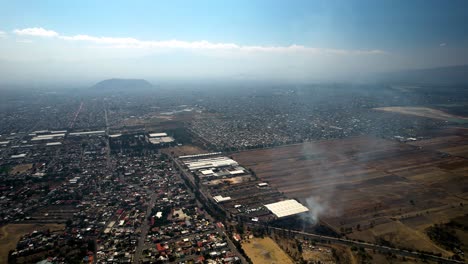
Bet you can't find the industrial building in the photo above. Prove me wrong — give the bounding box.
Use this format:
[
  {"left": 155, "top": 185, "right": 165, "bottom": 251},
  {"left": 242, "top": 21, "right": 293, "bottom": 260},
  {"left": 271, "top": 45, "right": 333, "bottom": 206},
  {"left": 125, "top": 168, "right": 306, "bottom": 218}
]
[
  {"left": 264, "top": 199, "right": 309, "bottom": 218},
  {"left": 178, "top": 153, "right": 310, "bottom": 222},
  {"left": 69, "top": 130, "right": 106, "bottom": 136},
  {"left": 182, "top": 156, "right": 238, "bottom": 171},
  {"left": 147, "top": 132, "right": 175, "bottom": 145}
]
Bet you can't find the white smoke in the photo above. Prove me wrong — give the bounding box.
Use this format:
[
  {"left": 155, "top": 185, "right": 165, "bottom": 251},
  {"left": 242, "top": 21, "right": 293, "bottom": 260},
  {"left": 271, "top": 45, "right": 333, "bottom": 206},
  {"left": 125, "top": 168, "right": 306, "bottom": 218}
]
[
  {"left": 304, "top": 196, "right": 326, "bottom": 224},
  {"left": 300, "top": 140, "right": 347, "bottom": 226}
]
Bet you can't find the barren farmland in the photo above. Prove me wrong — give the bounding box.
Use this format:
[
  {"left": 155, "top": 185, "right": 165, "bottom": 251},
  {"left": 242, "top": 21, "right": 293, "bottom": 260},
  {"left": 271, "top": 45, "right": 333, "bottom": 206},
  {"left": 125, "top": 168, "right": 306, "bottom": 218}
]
[
  {"left": 374, "top": 106, "right": 468, "bottom": 122},
  {"left": 233, "top": 134, "right": 468, "bottom": 255}
]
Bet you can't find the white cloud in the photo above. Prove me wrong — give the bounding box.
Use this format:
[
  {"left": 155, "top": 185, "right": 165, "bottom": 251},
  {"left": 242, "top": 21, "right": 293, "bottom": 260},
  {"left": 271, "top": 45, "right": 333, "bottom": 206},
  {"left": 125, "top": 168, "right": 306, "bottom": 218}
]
[
  {"left": 439, "top": 43, "right": 447, "bottom": 47},
  {"left": 0, "top": 31, "right": 6, "bottom": 38},
  {"left": 60, "top": 34, "right": 384, "bottom": 55},
  {"left": 13, "top": 27, "right": 58, "bottom": 37},
  {"left": 16, "top": 39, "right": 33, "bottom": 43},
  {"left": 12, "top": 27, "right": 385, "bottom": 55}
]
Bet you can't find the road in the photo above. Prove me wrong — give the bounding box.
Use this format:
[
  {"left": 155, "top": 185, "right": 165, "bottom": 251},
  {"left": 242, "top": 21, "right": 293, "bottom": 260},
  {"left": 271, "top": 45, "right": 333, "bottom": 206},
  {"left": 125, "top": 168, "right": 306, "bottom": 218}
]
[
  {"left": 69, "top": 101, "right": 84, "bottom": 129},
  {"left": 247, "top": 223, "right": 463, "bottom": 264},
  {"left": 133, "top": 192, "right": 157, "bottom": 263},
  {"left": 104, "top": 107, "right": 111, "bottom": 169}
]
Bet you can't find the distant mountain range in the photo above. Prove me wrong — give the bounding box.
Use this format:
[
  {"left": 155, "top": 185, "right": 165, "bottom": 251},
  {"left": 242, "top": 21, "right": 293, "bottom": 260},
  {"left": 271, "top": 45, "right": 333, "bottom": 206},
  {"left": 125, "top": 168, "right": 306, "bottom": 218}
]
[
  {"left": 379, "top": 65, "right": 468, "bottom": 85},
  {"left": 91, "top": 78, "right": 154, "bottom": 91},
  {"left": 89, "top": 65, "right": 468, "bottom": 90}
]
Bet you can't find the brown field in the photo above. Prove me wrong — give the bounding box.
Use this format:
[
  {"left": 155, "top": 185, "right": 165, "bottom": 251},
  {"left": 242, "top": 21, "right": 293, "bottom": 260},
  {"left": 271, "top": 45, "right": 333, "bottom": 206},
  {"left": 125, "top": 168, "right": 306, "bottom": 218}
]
[
  {"left": 233, "top": 134, "right": 468, "bottom": 255},
  {"left": 10, "top": 163, "right": 33, "bottom": 174},
  {"left": 374, "top": 106, "right": 468, "bottom": 121},
  {"left": 164, "top": 144, "right": 208, "bottom": 157},
  {"left": 302, "top": 245, "right": 336, "bottom": 264},
  {"left": 114, "top": 110, "right": 196, "bottom": 130},
  {"left": 27, "top": 205, "right": 79, "bottom": 223},
  {"left": 0, "top": 223, "right": 64, "bottom": 263},
  {"left": 242, "top": 237, "right": 294, "bottom": 264},
  {"left": 204, "top": 175, "right": 254, "bottom": 186}
]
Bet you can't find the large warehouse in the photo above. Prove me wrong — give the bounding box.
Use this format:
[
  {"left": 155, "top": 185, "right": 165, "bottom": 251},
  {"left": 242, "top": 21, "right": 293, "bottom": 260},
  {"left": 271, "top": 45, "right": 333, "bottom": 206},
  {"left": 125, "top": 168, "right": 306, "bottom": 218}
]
[
  {"left": 147, "top": 132, "right": 175, "bottom": 145},
  {"left": 182, "top": 156, "right": 238, "bottom": 171},
  {"left": 264, "top": 199, "right": 309, "bottom": 218}
]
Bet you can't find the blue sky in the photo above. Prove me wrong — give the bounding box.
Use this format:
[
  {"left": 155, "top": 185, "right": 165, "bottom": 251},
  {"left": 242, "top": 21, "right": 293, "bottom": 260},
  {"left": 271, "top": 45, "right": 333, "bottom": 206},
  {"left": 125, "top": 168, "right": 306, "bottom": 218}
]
[{"left": 0, "top": 0, "right": 467, "bottom": 84}]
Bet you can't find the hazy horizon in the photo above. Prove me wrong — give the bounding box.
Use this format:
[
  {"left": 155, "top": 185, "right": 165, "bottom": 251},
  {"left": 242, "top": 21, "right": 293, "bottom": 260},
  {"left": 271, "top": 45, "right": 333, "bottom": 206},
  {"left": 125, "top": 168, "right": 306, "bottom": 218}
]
[{"left": 1, "top": 0, "right": 468, "bottom": 86}]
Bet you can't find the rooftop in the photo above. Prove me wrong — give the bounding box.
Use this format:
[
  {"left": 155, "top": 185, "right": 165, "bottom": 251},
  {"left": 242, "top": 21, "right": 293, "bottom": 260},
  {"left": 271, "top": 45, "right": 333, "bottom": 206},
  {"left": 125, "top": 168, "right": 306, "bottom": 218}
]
[
  {"left": 149, "top": 132, "right": 167, "bottom": 137},
  {"left": 264, "top": 199, "right": 309, "bottom": 218}
]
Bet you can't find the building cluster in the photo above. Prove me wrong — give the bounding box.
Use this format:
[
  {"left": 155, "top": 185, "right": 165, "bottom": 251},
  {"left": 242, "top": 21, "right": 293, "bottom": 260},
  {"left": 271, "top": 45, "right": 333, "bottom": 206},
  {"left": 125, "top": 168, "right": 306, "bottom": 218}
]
[
  {"left": 190, "top": 86, "right": 447, "bottom": 151},
  {"left": 1, "top": 124, "right": 244, "bottom": 263},
  {"left": 177, "top": 153, "right": 309, "bottom": 222}
]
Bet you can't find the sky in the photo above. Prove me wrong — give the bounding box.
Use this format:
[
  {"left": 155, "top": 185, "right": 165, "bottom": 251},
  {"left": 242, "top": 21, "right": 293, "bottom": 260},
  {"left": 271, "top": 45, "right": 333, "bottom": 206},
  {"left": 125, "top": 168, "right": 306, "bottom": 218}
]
[{"left": 0, "top": 0, "right": 467, "bottom": 85}]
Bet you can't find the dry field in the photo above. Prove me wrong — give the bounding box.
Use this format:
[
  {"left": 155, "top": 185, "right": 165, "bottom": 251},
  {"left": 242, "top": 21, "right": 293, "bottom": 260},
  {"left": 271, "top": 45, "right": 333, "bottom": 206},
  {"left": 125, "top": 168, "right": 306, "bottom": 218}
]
[
  {"left": 233, "top": 134, "right": 468, "bottom": 255},
  {"left": 27, "top": 205, "right": 79, "bottom": 223},
  {"left": 114, "top": 110, "right": 196, "bottom": 130},
  {"left": 241, "top": 237, "right": 293, "bottom": 264},
  {"left": 164, "top": 144, "right": 208, "bottom": 157},
  {"left": 10, "top": 163, "right": 33, "bottom": 174},
  {"left": 302, "top": 245, "right": 336, "bottom": 264},
  {"left": 0, "top": 223, "right": 64, "bottom": 263},
  {"left": 374, "top": 106, "right": 468, "bottom": 122}
]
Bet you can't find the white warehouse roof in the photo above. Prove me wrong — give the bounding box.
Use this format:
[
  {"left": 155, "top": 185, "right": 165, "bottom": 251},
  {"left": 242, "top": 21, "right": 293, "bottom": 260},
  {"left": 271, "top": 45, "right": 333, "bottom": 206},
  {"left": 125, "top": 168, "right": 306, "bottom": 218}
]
[
  {"left": 183, "top": 156, "right": 238, "bottom": 171},
  {"left": 69, "top": 130, "right": 105, "bottom": 136},
  {"left": 10, "top": 153, "right": 27, "bottom": 159},
  {"left": 229, "top": 170, "right": 244, "bottom": 175},
  {"left": 149, "top": 136, "right": 174, "bottom": 144},
  {"left": 213, "top": 195, "right": 232, "bottom": 203},
  {"left": 264, "top": 199, "right": 309, "bottom": 218},
  {"left": 149, "top": 132, "right": 167, "bottom": 137},
  {"left": 46, "top": 142, "right": 62, "bottom": 146},
  {"left": 201, "top": 169, "right": 214, "bottom": 175}
]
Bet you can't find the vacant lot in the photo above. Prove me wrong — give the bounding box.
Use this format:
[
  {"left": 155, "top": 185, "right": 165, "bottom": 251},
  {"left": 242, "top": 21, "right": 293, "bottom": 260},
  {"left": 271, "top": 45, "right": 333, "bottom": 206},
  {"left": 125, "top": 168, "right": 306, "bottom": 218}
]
[
  {"left": 242, "top": 237, "right": 293, "bottom": 264},
  {"left": 302, "top": 245, "right": 336, "bottom": 264},
  {"left": 10, "top": 163, "right": 33, "bottom": 174},
  {"left": 233, "top": 134, "right": 468, "bottom": 255},
  {"left": 0, "top": 223, "right": 64, "bottom": 263},
  {"left": 165, "top": 144, "right": 208, "bottom": 157},
  {"left": 374, "top": 106, "right": 468, "bottom": 122}
]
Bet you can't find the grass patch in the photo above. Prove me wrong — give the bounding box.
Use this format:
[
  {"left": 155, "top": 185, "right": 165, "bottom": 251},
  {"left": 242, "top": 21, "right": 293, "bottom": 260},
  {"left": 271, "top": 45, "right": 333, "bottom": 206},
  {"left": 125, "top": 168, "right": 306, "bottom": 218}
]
[{"left": 241, "top": 237, "right": 293, "bottom": 264}]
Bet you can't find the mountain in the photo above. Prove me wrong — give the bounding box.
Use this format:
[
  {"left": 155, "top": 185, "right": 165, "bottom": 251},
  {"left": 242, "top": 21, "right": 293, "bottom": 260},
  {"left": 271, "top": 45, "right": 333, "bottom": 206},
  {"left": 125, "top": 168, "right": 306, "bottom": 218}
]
[
  {"left": 91, "top": 78, "right": 154, "bottom": 91},
  {"left": 379, "top": 65, "right": 468, "bottom": 85}
]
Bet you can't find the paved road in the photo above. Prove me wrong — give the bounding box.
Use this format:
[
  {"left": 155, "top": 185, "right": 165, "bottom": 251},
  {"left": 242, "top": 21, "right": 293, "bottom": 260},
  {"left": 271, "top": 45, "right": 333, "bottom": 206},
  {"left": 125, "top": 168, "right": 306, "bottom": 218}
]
[
  {"left": 133, "top": 192, "right": 158, "bottom": 263},
  {"left": 247, "top": 223, "right": 463, "bottom": 264}
]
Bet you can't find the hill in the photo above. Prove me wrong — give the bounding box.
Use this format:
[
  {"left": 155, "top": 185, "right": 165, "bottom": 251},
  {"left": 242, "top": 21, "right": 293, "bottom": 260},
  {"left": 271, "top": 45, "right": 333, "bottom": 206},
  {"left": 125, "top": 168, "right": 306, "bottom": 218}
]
[{"left": 91, "top": 78, "right": 154, "bottom": 91}]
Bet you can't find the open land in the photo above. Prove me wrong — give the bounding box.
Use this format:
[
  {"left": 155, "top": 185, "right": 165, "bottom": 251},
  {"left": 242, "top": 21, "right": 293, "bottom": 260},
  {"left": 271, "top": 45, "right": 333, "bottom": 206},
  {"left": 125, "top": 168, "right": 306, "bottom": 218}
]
[
  {"left": 10, "top": 163, "right": 33, "bottom": 175},
  {"left": 375, "top": 106, "right": 468, "bottom": 123},
  {"left": 0, "top": 223, "right": 64, "bottom": 264},
  {"left": 241, "top": 237, "right": 293, "bottom": 264},
  {"left": 233, "top": 132, "right": 468, "bottom": 256},
  {"left": 164, "top": 144, "right": 208, "bottom": 157}
]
